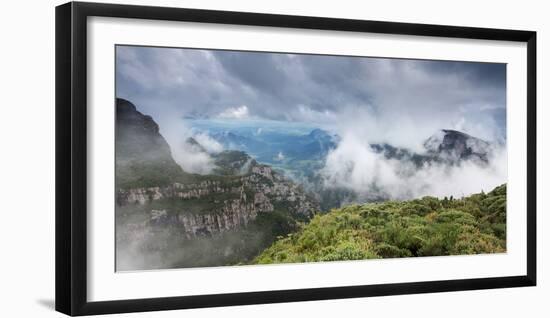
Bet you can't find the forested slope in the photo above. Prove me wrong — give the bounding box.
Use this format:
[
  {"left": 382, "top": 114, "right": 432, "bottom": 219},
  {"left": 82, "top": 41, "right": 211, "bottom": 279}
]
[{"left": 254, "top": 184, "right": 506, "bottom": 264}]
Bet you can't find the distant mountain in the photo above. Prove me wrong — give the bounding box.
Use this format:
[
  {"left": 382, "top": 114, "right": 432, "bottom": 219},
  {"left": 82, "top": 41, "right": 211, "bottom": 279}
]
[
  {"left": 211, "top": 131, "right": 267, "bottom": 153},
  {"left": 208, "top": 127, "right": 496, "bottom": 213},
  {"left": 369, "top": 143, "right": 430, "bottom": 167},
  {"left": 308, "top": 128, "right": 328, "bottom": 139},
  {"left": 210, "top": 128, "right": 338, "bottom": 163},
  {"left": 318, "top": 129, "right": 497, "bottom": 210},
  {"left": 211, "top": 127, "right": 494, "bottom": 169},
  {"left": 424, "top": 129, "right": 492, "bottom": 163},
  {"left": 371, "top": 129, "right": 493, "bottom": 166},
  {"left": 295, "top": 129, "right": 339, "bottom": 160}
]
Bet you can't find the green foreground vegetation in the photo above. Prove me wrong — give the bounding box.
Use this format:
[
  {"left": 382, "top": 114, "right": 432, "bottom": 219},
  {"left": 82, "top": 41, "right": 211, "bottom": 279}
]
[{"left": 253, "top": 184, "right": 506, "bottom": 264}]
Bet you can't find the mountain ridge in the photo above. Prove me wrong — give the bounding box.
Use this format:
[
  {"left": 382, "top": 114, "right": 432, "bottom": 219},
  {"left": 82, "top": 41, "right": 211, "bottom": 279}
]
[{"left": 115, "top": 98, "right": 320, "bottom": 269}]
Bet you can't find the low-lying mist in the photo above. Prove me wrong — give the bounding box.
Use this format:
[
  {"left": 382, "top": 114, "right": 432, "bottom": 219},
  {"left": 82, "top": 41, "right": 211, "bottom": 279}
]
[
  {"left": 321, "top": 130, "right": 507, "bottom": 201},
  {"left": 156, "top": 115, "right": 224, "bottom": 175},
  {"left": 116, "top": 211, "right": 296, "bottom": 271}
]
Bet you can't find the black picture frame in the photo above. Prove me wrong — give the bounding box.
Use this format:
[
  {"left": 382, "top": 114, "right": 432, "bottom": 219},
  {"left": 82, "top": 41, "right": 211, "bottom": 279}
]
[{"left": 55, "top": 1, "right": 537, "bottom": 316}]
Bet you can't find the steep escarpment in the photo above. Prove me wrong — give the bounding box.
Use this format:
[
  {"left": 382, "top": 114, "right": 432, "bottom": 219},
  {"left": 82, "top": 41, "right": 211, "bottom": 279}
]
[
  {"left": 117, "top": 162, "right": 318, "bottom": 238},
  {"left": 116, "top": 98, "right": 198, "bottom": 188},
  {"left": 115, "top": 98, "right": 319, "bottom": 270}
]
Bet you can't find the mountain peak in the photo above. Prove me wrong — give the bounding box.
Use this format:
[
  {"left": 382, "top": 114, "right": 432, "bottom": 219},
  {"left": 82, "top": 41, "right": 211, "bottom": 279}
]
[
  {"left": 424, "top": 129, "right": 491, "bottom": 163},
  {"left": 441, "top": 129, "right": 469, "bottom": 135},
  {"left": 115, "top": 98, "right": 185, "bottom": 188},
  {"left": 116, "top": 98, "right": 137, "bottom": 112}
]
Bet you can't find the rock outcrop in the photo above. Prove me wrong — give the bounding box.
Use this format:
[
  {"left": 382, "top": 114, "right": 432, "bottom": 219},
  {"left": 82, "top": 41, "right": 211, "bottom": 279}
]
[
  {"left": 115, "top": 98, "right": 191, "bottom": 188},
  {"left": 423, "top": 129, "right": 492, "bottom": 164},
  {"left": 118, "top": 163, "right": 318, "bottom": 238},
  {"left": 115, "top": 99, "right": 319, "bottom": 242}
]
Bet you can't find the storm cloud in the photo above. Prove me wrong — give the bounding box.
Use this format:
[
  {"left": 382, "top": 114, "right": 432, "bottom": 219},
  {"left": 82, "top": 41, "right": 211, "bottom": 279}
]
[
  {"left": 116, "top": 45, "right": 506, "bottom": 149},
  {"left": 116, "top": 45, "right": 507, "bottom": 199}
]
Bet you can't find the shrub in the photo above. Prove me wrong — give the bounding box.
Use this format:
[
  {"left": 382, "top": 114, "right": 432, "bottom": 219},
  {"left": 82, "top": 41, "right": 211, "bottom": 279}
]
[{"left": 253, "top": 184, "right": 506, "bottom": 264}]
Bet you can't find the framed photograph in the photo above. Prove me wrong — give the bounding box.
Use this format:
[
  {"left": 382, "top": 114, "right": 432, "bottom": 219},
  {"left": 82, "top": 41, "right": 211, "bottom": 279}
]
[{"left": 55, "top": 1, "right": 536, "bottom": 316}]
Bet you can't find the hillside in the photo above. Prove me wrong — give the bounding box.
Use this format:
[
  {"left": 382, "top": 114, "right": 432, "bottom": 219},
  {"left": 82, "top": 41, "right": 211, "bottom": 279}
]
[
  {"left": 115, "top": 98, "right": 320, "bottom": 270},
  {"left": 254, "top": 184, "right": 506, "bottom": 264}
]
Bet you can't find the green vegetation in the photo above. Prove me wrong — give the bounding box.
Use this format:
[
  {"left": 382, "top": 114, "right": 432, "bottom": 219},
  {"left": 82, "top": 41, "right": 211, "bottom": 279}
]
[
  {"left": 116, "top": 193, "right": 240, "bottom": 219},
  {"left": 212, "top": 150, "right": 252, "bottom": 175},
  {"left": 253, "top": 184, "right": 506, "bottom": 264},
  {"left": 116, "top": 159, "right": 199, "bottom": 189},
  {"left": 116, "top": 158, "right": 253, "bottom": 190}
]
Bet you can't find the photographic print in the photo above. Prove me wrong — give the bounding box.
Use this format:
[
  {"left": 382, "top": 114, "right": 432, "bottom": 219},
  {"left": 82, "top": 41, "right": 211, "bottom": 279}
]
[{"left": 115, "top": 45, "right": 507, "bottom": 271}]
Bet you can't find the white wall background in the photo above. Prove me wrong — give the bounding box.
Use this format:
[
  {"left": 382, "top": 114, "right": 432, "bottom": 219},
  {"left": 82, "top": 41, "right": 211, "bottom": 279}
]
[{"left": 0, "top": 0, "right": 547, "bottom": 316}]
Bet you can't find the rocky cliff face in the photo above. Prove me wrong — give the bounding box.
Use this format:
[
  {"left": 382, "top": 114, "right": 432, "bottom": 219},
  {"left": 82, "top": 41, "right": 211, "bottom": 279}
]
[
  {"left": 117, "top": 163, "right": 318, "bottom": 238},
  {"left": 116, "top": 98, "right": 180, "bottom": 166},
  {"left": 115, "top": 98, "right": 193, "bottom": 188},
  {"left": 115, "top": 99, "right": 319, "bottom": 244}
]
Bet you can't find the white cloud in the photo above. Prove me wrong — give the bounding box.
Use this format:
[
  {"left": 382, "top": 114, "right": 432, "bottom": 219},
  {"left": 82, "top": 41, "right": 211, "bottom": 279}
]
[
  {"left": 321, "top": 131, "right": 507, "bottom": 200},
  {"left": 153, "top": 115, "right": 222, "bottom": 175},
  {"left": 193, "top": 133, "right": 223, "bottom": 153},
  {"left": 174, "top": 148, "right": 215, "bottom": 175},
  {"left": 286, "top": 104, "right": 337, "bottom": 123},
  {"left": 217, "top": 105, "right": 250, "bottom": 119},
  {"left": 118, "top": 46, "right": 506, "bottom": 149}
]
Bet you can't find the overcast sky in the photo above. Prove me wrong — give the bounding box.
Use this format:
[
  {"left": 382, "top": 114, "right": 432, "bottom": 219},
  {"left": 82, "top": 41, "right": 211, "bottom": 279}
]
[{"left": 116, "top": 45, "right": 506, "bottom": 147}]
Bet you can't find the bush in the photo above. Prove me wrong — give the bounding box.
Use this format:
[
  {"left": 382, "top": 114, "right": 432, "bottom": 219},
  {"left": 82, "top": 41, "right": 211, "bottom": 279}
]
[
  {"left": 374, "top": 243, "right": 412, "bottom": 258},
  {"left": 253, "top": 184, "right": 507, "bottom": 264}
]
